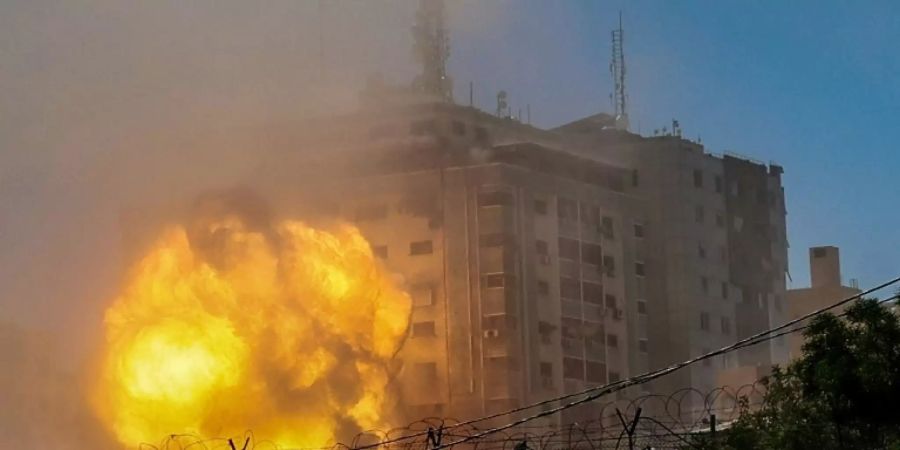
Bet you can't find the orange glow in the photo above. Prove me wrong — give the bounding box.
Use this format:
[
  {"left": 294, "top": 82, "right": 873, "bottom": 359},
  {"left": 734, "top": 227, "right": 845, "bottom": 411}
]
[{"left": 93, "top": 218, "right": 411, "bottom": 448}]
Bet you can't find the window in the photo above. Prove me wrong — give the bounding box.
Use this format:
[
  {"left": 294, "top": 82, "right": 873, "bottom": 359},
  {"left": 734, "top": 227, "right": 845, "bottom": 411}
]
[
  {"left": 637, "top": 300, "right": 648, "bottom": 315},
  {"left": 535, "top": 240, "right": 549, "bottom": 255},
  {"left": 609, "top": 371, "right": 622, "bottom": 382},
  {"left": 631, "top": 169, "right": 639, "bottom": 187},
  {"left": 558, "top": 237, "right": 579, "bottom": 260},
  {"left": 721, "top": 317, "right": 732, "bottom": 335},
  {"left": 698, "top": 243, "right": 706, "bottom": 259},
  {"left": 484, "top": 314, "right": 516, "bottom": 333},
  {"left": 540, "top": 362, "right": 553, "bottom": 378},
  {"left": 478, "top": 191, "right": 513, "bottom": 207},
  {"left": 560, "top": 277, "right": 581, "bottom": 300},
  {"left": 695, "top": 205, "right": 705, "bottom": 223},
  {"left": 580, "top": 202, "right": 598, "bottom": 227},
  {"left": 583, "top": 282, "right": 603, "bottom": 304},
  {"left": 700, "top": 313, "right": 710, "bottom": 331},
  {"left": 634, "top": 262, "right": 646, "bottom": 277},
  {"left": 537, "top": 280, "right": 550, "bottom": 296},
  {"left": 715, "top": 213, "right": 725, "bottom": 228},
  {"left": 721, "top": 282, "right": 729, "bottom": 299},
  {"left": 813, "top": 247, "right": 827, "bottom": 258},
  {"left": 601, "top": 216, "right": 615, "bottom": 239},
  {"left": 715, "top": 176, "right": 723, "bottom": 193},
  {"left": 413, "top": 362, "right": 438, "bottom": 379},
  {"left": 410, "top": 240, "right": 433, "bottom": 255},
  {"left": 633, "top": 223, "right": 645, "bottom": 238},
  {"left": 557, "top": 197, "right": 577, "bottom": 221},
  {"left": 702, "top": 349, "right": 712, "bottom": 366},
  {"left": 604, "top": 293, "right": 617, "bottom": 309},
  {"left": 410, "top": 119, "right": 437, "bottom": 136},
  {"left": 603, "top": 255, "right": 616, "bottom": 277},
  {"left": 486, "top": 355, "right": 513, "bottom": 371},
  {"left": 701, "top": 276, "right": 709, "bottom": 294},
  {"left": 451, "top": 120, "right": 466, "bottom": 136},
  {"left": 474, "top": 126, "right": 489, "bottom": 142},
  {"left": 411, "top": 284, "right": 435, "bottom": 307},
  {"left": 581, "top": 242, "right": 602, "bottom": 266},
  {"left": 412, "top": 321, "right": 436, "bottom": 337},
  {"left": 606, "top": 334, "right": 619, "bottom": 348},
  {"left": 563, "top": 357, "right": 584, "bottom": 379},
  {"left": 371, "top": 244, "right": 388, "bottom": 259},
  {"left": 638, "top": 339, "right": 649, "bottom": 353},
  {"left": 539, "top": 321, "right": 554, "bottom": 345},
  {"left": 586, "top": 361, "right": 607, "bottom": 383},
  {"left": 733, "top": 216, "right": 744, "bottom": 232},
  {"left": 484, "top": 273, "right": 514, "bottom": 288},
  {"left": 693, "top": 169, "right": 703, "bottom": 188},
  {"left": 533, "top": 199, "right": 548, "bottom": 215},
  {"left": 562, "top": 322, "right": 578, "bottom": 340}
]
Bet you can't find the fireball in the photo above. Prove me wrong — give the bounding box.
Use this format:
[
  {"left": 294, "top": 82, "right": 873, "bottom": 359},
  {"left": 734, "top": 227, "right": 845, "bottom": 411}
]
[{"left": 93, "top": 210, "right": 411, "bottom": 448}]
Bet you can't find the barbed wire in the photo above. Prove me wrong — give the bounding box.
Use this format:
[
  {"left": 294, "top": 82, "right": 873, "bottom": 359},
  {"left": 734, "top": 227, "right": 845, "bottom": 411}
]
[{"left": 140, "top": 382, "right": 766, "bottom": 450}]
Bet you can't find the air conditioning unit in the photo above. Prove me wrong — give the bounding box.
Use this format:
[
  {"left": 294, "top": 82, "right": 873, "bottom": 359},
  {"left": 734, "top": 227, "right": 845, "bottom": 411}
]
[
  {"left": 613, "top": 308, "right": 624, "bottom": 320},
  {"left": 538, "top": 254, "right": 551, "bottom": 265},
  {"left": 483, "top": 329, "right": 500, "bottom": 338}
]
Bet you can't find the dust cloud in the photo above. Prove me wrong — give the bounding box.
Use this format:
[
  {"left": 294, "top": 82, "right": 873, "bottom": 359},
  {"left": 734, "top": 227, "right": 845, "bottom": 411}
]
[{"left": 0, "top": 0, "right": 504, "bottom": 447}]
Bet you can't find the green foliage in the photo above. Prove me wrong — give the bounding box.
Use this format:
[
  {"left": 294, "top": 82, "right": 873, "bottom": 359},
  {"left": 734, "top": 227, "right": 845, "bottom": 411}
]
[{"left": 698, "top": 298, "right": 900, "bottom": 450}]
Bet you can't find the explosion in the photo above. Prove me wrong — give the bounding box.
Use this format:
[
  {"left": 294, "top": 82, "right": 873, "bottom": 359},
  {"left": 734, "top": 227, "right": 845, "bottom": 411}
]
[{"left": 92, "top": 196, "right": 412, "bottom": 448}]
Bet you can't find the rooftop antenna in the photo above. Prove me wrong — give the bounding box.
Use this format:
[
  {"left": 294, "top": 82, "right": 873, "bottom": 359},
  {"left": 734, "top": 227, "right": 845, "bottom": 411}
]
[
  {"left": 412, "top": 0, "right": 453, "bottom": 101},
  {"left": 610, "top": 11, "right": 629, "bottom": 130},
  {"left": 496, "top": 90, "right": 508, "bottom": 117},
  {"left": 318, "top": 0, "right": 325, "bottom": 81}
]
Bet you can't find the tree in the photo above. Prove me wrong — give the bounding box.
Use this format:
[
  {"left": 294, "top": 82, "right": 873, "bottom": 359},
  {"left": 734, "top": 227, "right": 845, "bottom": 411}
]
[{"left": 698, "top": 298, "right": 900, "bottom": 450}]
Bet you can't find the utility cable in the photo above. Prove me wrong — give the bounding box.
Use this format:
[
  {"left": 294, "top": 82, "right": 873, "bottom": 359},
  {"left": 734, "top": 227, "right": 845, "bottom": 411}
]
[{"left": 430, "top": 276, "right": 900, "bottom": 449}]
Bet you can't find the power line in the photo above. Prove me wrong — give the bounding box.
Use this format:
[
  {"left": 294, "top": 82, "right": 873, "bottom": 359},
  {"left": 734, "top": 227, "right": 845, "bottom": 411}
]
[
  {"left": 430, "top": 276, "right": 900, "bottom": 449},
  {"left": 348, "top": 277, "right": 899, "bottom": 450},
  {"left": 730, "top": 292, "right": 900, "bottom": 353}
]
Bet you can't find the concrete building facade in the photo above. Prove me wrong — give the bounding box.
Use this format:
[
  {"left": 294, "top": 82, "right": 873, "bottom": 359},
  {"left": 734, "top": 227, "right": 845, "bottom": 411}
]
[
  {"left": 259, "top": 95, "right": 789, "bottom": 423},
  {"left": 551, "top": 117, "right": 789, "bottom": 401}
]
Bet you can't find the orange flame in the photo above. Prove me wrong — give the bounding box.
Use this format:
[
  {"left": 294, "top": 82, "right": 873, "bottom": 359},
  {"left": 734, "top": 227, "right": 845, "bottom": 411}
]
[{"left": 92, "top": 217, "right": 411, "bottom": 448}]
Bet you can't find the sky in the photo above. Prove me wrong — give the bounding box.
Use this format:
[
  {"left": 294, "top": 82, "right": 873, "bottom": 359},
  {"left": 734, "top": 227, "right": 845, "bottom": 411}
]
[
  {"left": 447, "top": 0, "right": 900, "bottom": 290},
  {"left": 2, "top": 0, "right": 899, "bottom": 360}
]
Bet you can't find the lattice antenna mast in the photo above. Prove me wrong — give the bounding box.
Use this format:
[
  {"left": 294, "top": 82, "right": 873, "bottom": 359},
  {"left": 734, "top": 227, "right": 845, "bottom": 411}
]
[
  {"left": 412, "top": 0, "right": 453, "bottom": 101},
  {"left": 610, "top": 11, "right": 628, "bottom": 130}
]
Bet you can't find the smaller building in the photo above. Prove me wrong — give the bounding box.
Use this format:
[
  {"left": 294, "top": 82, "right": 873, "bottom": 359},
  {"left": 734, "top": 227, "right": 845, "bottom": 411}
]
[{"left": 786, "top": 246, "right": 860, "bottom": 360}]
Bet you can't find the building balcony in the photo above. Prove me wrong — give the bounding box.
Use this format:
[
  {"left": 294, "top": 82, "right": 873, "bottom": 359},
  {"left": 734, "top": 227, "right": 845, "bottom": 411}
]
[
  {"left": 562, "top": 337, "right": 584, "bottom": 358},
  {"left": 561, "top": 298, "right": 582, "bottom": 319}
]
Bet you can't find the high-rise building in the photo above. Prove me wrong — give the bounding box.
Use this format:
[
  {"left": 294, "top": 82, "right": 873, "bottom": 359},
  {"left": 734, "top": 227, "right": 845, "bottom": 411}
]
[
  {"left": 552, "top": 116, "right": 789, "bottom": 407},
  {"left": 259, "top": 94, "right": 789, "bottom": 423},
  {"left": 262, "top": 99, "right": 638, "bottom": 426}
]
